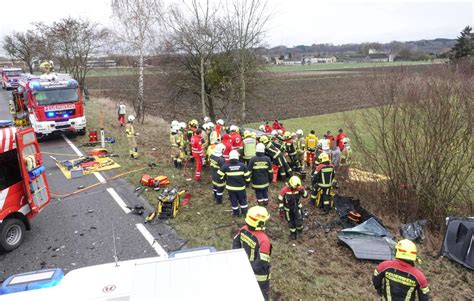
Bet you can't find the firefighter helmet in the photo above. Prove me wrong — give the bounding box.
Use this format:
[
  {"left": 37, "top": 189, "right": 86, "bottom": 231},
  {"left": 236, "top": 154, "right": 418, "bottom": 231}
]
[
  {"left": 318, "top": 152, "right": 330, "bottom": 163},
  {"left": 203, "top": 116, "right": 211, "bottom": 123},
  {"left": 288, "top": 176, "right": 302, "bottom": 189},
  {"left": 213, "top": 143, "right": 225, "bottom": 156},
  {"left": 245, "top": 206, "right": 270, "bottom": 230},
  {"left": 230, "top": 125, "right": 238, "bottom": 132},
  {"left": 189, "top": 119, "right": 198, "bottom": 127},
  {"left": 216, "top": 119, "right": 224, "bottom": 125},
  {"left": 207, "top": 122, "right": 215, "bottom": 128},
  {"left": 128, "top": 115, "right": 135, "bottom": 122},
  {"left": 283, "top": 131, "right": 292, "bottom": 139},
  {"left": 171, "top": 120, "right": 179, "bottom": 128},
  {"left": 296, "top": 129, "right": 304, "bottom": 136},
  {"left": 277, "top": 129, "right": 283, "bottom": 135},
  {"left": 271, "top": 130, "right": 277, "bottom": 136},
  {"left": 179, "top": 122, "right": 186, "bottom": 129},
  {"left": 259, "top": 136, "right": 269, "bottom": 144},
  {"left": 243, "top": 130, "right": 251, "bottom": 138},
  {"left": 259, "top": 124, "right": 265, "bottom": 131},
  {"left": 395, "top": 239, "right": 417, "bottom": 262},
  {"left": 229, "top": 150, "right": 240, "bottom": 160},
  {"left": 256, "top": 143, "right": 265, "bottom": 153},
  {"left": 251, "top": 132, "right": 256, "bottom": 138}
]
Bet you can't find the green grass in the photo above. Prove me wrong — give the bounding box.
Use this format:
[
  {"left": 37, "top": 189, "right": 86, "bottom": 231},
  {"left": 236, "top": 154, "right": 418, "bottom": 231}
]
[
  {"left": 86, "top": 67, "right": 160, "bottom": 77},
  {"left": 267, "top": 60, "right": 438, "bottom": 73}
]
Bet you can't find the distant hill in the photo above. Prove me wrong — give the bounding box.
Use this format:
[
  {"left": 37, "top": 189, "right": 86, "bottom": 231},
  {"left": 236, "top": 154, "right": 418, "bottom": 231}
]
[{"left": 264, "top": 38, "right": 455, "bottom": 59}]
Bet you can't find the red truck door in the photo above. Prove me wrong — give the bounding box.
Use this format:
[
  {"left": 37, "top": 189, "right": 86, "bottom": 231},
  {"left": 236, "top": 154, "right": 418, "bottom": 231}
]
[{"left": 15, "top": 128, "right": 50, "bottom": 216}]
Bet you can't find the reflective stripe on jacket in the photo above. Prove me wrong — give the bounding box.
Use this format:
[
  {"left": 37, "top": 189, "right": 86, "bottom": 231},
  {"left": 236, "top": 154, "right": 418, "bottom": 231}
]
[
  {"left": 218, "top": 160, "right": 250, "bottom": 191},
  {"left": 248, "top": 154, "right": 272, "bottom": 189}
]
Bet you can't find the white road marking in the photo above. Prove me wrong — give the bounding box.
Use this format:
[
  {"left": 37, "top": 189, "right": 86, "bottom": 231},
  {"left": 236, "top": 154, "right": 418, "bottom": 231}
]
[
  {"left": 106, "top": 188, "right": 131, "bottom": 214},
  {"left": 61, "top": 134, "right": 106, "bottom": 184},
  {"left": 136, "top": 223, "right": 168, "bottom": 258}
]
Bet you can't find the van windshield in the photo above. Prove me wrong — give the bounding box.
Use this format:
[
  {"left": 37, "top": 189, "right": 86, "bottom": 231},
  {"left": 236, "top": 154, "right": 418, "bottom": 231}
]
[
  {"left": 5, "top": 71, "right": 21, "bottom": 77},
  {"left": 34, "top": 88, "right": 79, "bottom": 105}
]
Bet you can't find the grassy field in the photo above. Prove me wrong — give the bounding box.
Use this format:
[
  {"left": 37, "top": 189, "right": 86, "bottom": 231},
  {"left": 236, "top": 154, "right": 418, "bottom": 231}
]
[
  {"left": 267, "top": 60, "right": 438, "bottom": 73},
  {"left": 71, "top": 98, "right": 472, "bottom": 300}
]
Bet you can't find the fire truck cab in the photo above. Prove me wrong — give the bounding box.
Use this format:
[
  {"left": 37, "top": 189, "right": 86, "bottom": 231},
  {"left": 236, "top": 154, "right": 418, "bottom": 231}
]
[
  {"left": 11, "top": 73, "right": 86, "bottom": 138},
  {"left": 1, "top": 67, "right": 22, "bottom": 90},
  {"left": 0, "top": 122, "right": 50, "bottom": 252}
]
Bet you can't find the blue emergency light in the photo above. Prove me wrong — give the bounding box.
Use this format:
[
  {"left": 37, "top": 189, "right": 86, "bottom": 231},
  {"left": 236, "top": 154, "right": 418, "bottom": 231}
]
[
  {"left": 63, "top": 114, "right": 69, "bottom": 118},
  {"left": 46, "top": 111, "right": 56, "bottom": 118},
  {"left": 0, "top": 268, "right": 64, "bottom": 295}
]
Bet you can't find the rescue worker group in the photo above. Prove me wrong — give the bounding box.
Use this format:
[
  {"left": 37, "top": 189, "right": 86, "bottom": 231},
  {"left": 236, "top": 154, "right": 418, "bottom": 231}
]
[{"left": 127, "top": 114, "right": 430, "bottom": 300}]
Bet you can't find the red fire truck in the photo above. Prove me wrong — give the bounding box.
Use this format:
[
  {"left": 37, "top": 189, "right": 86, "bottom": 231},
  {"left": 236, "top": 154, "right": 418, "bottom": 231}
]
[
  {"left": 11, "top": 73, "right": 86, "bottom": 138},
  {"left": 0, "top": 123, "right": 50, "bottom": 252},
  {"left": 1, "top": 67, "right": 22, "bottom": 90}
]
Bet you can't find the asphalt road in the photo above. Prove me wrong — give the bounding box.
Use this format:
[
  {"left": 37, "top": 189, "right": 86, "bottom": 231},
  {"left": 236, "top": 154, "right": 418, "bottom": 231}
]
[{"left": 0, "top": 89, "right": 185, "bottom": 281}]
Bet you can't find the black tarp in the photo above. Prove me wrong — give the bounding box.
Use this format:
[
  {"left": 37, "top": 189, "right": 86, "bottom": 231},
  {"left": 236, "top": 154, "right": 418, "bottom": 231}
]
[
  {"left": 334, "top": 195, "right": 384, "bottom": 228},
  {"left": 441, "top": 217, "right": 474, "bottom": 270}
]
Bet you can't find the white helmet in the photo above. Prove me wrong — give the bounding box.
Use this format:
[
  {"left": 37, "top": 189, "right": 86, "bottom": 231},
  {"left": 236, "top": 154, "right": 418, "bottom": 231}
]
[
  {"left": 277, "top": 129, "right": 283, "bottom": 135},
  {"left": 179, "top": 122, "right": 186, "bottom": 129},
  {"left": 271, "top": 130, "right": 277, "bottom": 136},
  {"left": 203, "top": 116, "right": 211, "bottom": 123},
  {"left": 202, "top": 123, "right": 210, "bottom": 130},
  {"left": 207, "top": 122, "right": 215, "bottom": 128},
  {"left": 171, "top": 126, "right": 178, "bottom": 134},
  {"left": 216, "top": 119, "right": 224, "bottom": 125},
  {"left": 230, "top": 125, "right": 238, "bottom": 132},
  {"left": 296, "top": 129, "right": 303, "bottom": 136},
  {"left": 256, "top": 143, "right": 265, "bottom": 153},
  {"left": 229, "top": 150, "right": 240, "bottom": 160},
  {"left": 259, "top": 125, "right": 265, "bottom": 131},
  {"left": 128, "top": 115, "right": 135, "bottom": 122},
  {"left": 171, "top": 120, "right": 179, "bottom": 128},
  {"left": 213, "top": 143, "right": 225, "bottom": 156}
]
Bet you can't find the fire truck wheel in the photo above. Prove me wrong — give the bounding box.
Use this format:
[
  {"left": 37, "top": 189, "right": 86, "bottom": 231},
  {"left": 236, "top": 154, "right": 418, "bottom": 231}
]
[
  {"left": 78, "top": 129, "right": 86, "bottom": 136},
  {"left": 0, "top": 218, "right": 26, "bottom": 252}
]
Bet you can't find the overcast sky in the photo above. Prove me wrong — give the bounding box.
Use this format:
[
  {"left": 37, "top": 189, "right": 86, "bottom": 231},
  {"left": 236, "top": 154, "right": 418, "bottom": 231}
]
[{"left": 0, "top": 0, "right": 472, "bottom": 50}]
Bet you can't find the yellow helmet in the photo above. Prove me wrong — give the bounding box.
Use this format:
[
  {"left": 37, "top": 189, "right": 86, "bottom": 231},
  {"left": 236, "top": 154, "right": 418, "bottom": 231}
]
[
  {"left": 395, "top": 239, "right": 417, "bottom": 262},
  {"left": 189, "top": 119, "right": 198, "bottom": 127},
  {"left": 259, "top": 136, "right": 269, "bottom": 144},
  {"left": 318, "top": 153, "right": 330, "bottom": 163},
  {"left": 251, "top": 132, "right": 257, "bottom": 138},
  {"left": 245, "top": 206, "right": 270, "bottom": 230},
  {"left": 288, "top": 175, "right": 302, "bottom": 189},
  {"left": 283, "top": 131, "right": 292, "bottom": 139},
  {"left": 243, "top": 130, "right": 251, "bottom": 138}
]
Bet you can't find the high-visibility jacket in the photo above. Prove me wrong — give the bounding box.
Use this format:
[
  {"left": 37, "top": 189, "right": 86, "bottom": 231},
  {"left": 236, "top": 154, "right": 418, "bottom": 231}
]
[
  {"left": 248, "top": 153, "right": 272, "bottom": 189},
  {"left": 202, "top": 131, "right": 210, "bottom": 150},
  {"left": 273, "top": 138, "right": 285, "bottom": 152},
  {"left": 231, "top": 132, "right": 243, "bottom": 150},
  {"left": 305, "top": 134, "right": 318, "bottom": 151},
  {"left": 210, "top": 130, "right": 221, "bottom": 145},
  {"left": 170, "top": 132, "right": 180, "bottom": 148},
  {"left": 373, "top": 259, "right": 429, "bottom": 301},
  {"left": 278, "top": 185, "right": 308, "bottom": 210},
  {"left": 125, "top": 124, "right": 135, "bottom": 138},
  {"left": 296, "top": 137, "right": 305, "bottom": 155},
  {"left": 243, "top": 137, "right": 257, "bottom": 160},
  {"left": 285, "top": 140, "right": 297, "bottom": 156},
  {"left": 210, "top": 154, "right": 226, "bottom": 187},
  {"left": 232, "top": 225, "right": 271, "bottom": 283},
  {"left": 191, "top": 134, "right": 203, "bottom": 157},
  {"left": 264, "top": 141, "right": 282, "bottom": 161},
  {"left": 312, "top": 163, "right": 335, "bottom": 188},
  {"left": 218, "top": 159, "right": 250, "bottom": 191}
]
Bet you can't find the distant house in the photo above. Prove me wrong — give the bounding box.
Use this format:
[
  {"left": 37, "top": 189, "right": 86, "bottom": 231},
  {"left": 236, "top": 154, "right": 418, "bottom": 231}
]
[
  {"left": 367, "top": 53, "right": 389, "bottom": 62},
  {"left": 345, "top": 55, "right": 367, "bottom": 63},
  {"left": 345, "top": 53, "right": 395, "bottom": 63},
  {"left": 310, "top": 56, "right": 337, "bottom": 64}
]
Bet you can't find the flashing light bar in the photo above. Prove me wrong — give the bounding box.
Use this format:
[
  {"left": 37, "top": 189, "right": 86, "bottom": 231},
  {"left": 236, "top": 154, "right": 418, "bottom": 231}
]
[{"left": 46, "top": 112, "right": 56, "bottom": 118}]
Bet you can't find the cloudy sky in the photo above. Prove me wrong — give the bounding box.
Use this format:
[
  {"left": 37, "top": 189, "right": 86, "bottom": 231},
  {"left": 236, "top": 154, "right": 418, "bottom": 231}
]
[{"left": 0, "top": 0, "right": 472, "bottom": 49}]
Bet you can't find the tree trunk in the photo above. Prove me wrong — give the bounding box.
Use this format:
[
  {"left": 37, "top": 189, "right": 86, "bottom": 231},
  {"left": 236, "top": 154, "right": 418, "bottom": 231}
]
[
  {"left": 240, "top": 68, "right": 246, "bottom": 123},
  {"left": 138, "top": 53, "right": 145, "bottom": 124},
  {"left": 28, "top": 63, "right": 34, "bottom": 74},
  {"left": 200, "top": 56, "right": 207, "bottom": 118}
]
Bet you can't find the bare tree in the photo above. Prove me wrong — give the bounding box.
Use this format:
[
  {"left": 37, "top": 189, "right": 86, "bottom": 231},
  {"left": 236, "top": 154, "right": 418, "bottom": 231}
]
[
  {"left": 226, "top": 0, "right": 271, "bottom": 123},
  {"left": 165, "top": 0, "right": 223, "bottom": 119},
  {"left": 346, "top": 65, "right": 473, "bottom": 225},
  {"left": 2, "top": 31, "right": 38, "bottom": 73},
  {"left": 35, "top": 18, "right": 108, "bottom": 88},
  {"left": 111, "top": 0, "right": 162, "bottom": 123}
]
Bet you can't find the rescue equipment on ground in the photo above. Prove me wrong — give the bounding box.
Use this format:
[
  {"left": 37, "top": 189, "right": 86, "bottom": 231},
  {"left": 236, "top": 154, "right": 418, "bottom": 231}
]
[
  {"left": 145, "top": 188, "right": 185, "bottom": 222},
  {"left": 140, "top": 175, "right": 170, "bottom": 190}
]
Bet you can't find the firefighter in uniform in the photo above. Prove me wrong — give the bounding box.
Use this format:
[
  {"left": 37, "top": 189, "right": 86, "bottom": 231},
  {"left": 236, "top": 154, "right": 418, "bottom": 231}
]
[
  {"left": 187, "top": 119, "right": 198, "bottom": 156},
  {"left": 283, "top": 131, "right": 300, "bottom": 171},
  {"left": 373, "top": 239, "right": 429, "bottom": 301},
  {"left": 232, "top": 206, "right": 272, "bottom": 300},
  {"left": 191, "top": 129, "right": 204, "bottom": 181},
  {"left": 295, "top": 129, "right": 305, "bottom": 170},
  {"left": 278, "top": 176, "right": 308, "bottom": 239},
  {"left": 125, "top": 115, "right": 139, "bottom": 158},
  {"left": 248, "top": 143, "right": 273, "bottom": 206},
  {"left": 209, "top": 144, "right": 226, "bottom": 204},
  {"left": 242, "top": 130, "right": 257, "bottom": 164},
  {"left": 218, "top": 150, "right": 250, "bottom": 216},
  {"left": 170, "top": 125, "right": 183, "bottom": 168},
  {"left": 310, "top": 153, "right": 335, "bottom": 212},
  {"left": 305, "top": 130, "right": 318, "bottom": 167},
  {"left": 259, "top": 136, "right": 291, "bottom": 182}
]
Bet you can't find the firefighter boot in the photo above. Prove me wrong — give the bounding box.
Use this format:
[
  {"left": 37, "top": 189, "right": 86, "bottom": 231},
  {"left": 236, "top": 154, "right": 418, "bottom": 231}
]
[
  {"left": 240, "top": 207, "right": 248, "bottom": 217},
  {"left": 290, "top": 231, "right": 297, "bottom": 240}
]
